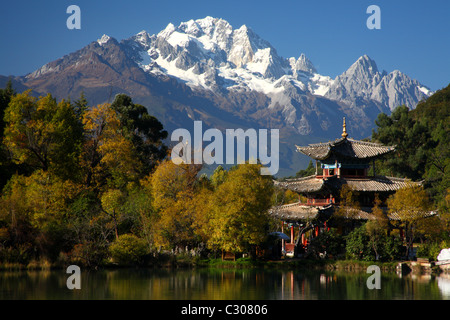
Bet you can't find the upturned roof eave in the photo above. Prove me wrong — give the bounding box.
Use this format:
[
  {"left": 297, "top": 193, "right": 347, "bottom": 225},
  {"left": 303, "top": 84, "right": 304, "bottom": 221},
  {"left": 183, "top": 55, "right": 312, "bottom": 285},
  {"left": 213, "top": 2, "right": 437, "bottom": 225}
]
[{"left": 295, "top": 138, "right": 396, "bottom": 161}]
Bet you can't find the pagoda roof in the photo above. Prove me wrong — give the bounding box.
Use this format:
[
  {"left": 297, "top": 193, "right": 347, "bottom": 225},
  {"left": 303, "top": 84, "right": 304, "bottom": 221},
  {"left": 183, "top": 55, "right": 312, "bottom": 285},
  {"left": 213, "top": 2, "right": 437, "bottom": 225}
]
[
  {"left": 275, "top": 175, "right": 417, "bottom": 193},
  {"left": 269, "top": 203, "right": 436, "bottom": 222},
  {"left": 295, "top": 137, "right": 395, "bottom": 160},
  {"left": 269, "top": 203, "right": 329, "bottom": 221}
]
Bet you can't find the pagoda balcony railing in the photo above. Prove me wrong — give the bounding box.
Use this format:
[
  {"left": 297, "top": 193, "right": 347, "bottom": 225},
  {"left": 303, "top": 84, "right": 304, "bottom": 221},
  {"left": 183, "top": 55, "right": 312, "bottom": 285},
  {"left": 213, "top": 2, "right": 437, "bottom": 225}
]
[
  {"left": 303, "top": 198, "right": 334, "bottom": 206},
  {"left": 316, "top": 174, "right": 368, "bottom": 179}
]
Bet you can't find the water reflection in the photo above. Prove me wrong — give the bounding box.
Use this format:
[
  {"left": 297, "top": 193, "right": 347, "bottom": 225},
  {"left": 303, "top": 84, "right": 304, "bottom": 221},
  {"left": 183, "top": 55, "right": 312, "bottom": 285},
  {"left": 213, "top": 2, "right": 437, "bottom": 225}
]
[
  {"left": 437, "top": 274, "right": 450, "bottom": 299},
  {"left": 0, "top": 268, "right": 448, "bottom": 300}
]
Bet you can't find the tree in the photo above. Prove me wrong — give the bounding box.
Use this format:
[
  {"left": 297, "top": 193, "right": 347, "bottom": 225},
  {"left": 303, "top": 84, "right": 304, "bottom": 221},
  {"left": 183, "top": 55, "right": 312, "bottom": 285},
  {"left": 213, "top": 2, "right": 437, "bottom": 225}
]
[
  {"left": 0, "top": 170, "right": 80, "bottom": 261},
  {"left": 101, "top": 189, "right": 125, "bottom": 240},
  {"left": 133, "top": 175, "right": 158, "bottom": 250},
  {"left": 0, "top": 80, "right": 20, "bottom": 189},
  {"left": 372, "top": 86, "right": 449, "bottom": 209},
  {"left": 111, "top": 94, "right": 168, "bottom": 176},
  {"left": 208, "top": 164, "right": 274, "bottom": 258},
  {"left": 0, "top": 174, "right": 36, "bottom": 262},
  {"left": 81, "top": 103, "right": 139, "bottom": 190},
  {"left": 336, "top": 185, "right": 361, "bottom": 219},
  {"left": 210, "top": 165, "right": 227, "bottom": 188},
  {"left": 296, "top": 160, "right": 315, "bottom": 177},
  {"left": 387, "top": 183, "right": 431, "bottom": 258},
  {"left": 345, "top": 224, "right": 402, "bottom": 261},
  {"left": 372, "top": 105, "right": 431, "bottom": 180},
  {"left": 150, "top": 160, "right": 202, "bottom": 249},
  {"left": 365, "top": 195, "right": 389, "bottom": 259},
  {"left": 3, "top": 91, "right": 82, "bottom": 180}
]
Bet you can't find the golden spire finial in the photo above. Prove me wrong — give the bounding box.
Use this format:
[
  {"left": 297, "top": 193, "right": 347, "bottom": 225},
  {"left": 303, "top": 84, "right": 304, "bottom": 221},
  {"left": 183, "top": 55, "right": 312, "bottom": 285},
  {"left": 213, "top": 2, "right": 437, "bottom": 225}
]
[{"left": 342, "top": 117, "right": 348, "bottom": 138}]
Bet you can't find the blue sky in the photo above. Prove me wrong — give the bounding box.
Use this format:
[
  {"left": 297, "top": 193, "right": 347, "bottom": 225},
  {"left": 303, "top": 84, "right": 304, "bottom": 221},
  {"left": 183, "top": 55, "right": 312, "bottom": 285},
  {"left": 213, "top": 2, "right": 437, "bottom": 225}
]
[{"left": 0, "top": 0, "right": 449, "bottom": 91}]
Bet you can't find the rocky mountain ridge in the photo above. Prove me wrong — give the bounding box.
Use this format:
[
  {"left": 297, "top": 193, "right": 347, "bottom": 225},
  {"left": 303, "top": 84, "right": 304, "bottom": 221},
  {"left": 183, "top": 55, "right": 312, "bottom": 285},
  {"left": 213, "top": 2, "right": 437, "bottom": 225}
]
[{"left": 0, "top": 16, "right": 434, "bottom": 176}]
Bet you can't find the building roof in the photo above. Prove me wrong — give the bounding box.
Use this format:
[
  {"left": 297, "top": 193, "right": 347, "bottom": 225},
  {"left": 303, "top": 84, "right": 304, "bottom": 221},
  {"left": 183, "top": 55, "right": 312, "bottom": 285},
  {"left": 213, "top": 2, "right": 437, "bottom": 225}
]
[
  {"left": 269, "top": 203, "right": 436, "bottom": 222},
  {"left": 269, "top": 203, "right": 327, "bottom": 221},
  {"left": 275, "top": 175, "right": 326, "bottom": 193},
  {"left": 328, "top": 175, "right": 417, "bottom": 192},
  {"left": 275, "top": 175, "right": 417, "bottom": 194},
  {"left": 295, "top": 137, "right": 395, "bottom": 161},
  {"left": 269, "top": 203, "right": 376, "bottom": 222}
]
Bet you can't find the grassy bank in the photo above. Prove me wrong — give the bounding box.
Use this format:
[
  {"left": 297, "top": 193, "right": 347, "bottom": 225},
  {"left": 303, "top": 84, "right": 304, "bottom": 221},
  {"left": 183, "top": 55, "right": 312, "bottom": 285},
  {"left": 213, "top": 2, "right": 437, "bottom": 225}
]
[
  {"left": 0, "top": 256, "right": 404, "bottom": 273},
  {"left": 166, "top": 256, "right": 400, "bottom": 272}
]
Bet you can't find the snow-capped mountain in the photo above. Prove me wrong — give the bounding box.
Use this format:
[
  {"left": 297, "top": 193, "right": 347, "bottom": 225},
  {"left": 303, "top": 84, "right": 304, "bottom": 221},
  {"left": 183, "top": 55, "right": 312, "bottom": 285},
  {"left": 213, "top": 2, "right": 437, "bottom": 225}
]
[
  {"left": 117, "top": 16, "right": 431, "bottom": 133},
  {"left": 3, "top": 16, "right": 434, "bottom": 176},
  {"left": 325, "top": 55, "right": 431, "bottom": 112},
  {"left": 124, "top": 17, "right": 429, "bottom": 100},
  {"left": 124, "top": 17, "right": 326, "bottom": 95}
]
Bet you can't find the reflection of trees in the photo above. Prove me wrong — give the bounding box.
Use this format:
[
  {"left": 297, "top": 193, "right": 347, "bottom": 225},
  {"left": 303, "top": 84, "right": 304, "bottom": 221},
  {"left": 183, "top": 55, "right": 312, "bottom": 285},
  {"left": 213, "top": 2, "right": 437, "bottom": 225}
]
[{"left": 0, "top": 269, "right": 449, "bottom": 299}]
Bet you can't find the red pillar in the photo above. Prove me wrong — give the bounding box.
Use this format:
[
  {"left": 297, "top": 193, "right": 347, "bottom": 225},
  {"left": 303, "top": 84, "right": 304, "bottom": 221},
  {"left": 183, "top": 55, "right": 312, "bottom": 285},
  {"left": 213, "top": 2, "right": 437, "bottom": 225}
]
[{"left": 290, "top": 225, "right": 294, "bottom": 244}]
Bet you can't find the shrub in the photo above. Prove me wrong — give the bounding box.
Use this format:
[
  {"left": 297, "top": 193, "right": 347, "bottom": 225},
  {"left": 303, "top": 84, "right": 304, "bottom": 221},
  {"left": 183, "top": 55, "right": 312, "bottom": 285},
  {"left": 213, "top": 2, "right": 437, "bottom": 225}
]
[
  {"left": 308, "top": 229, "right": 346, "bottom": 259},
  {"left": 109, "top": 234, "right": 148, "bottom": 265},
  {"left": 70, "top": 242, "right": 109, "bottom": 268},
  {"left": 345, "top": 224, "right": 403, "bottom": 261},
  {"left": 417, "top": 240, "right": 450, "bottom": 260},
  {"left": 345, "top": 225, "right": 371, "bottom": 260}
]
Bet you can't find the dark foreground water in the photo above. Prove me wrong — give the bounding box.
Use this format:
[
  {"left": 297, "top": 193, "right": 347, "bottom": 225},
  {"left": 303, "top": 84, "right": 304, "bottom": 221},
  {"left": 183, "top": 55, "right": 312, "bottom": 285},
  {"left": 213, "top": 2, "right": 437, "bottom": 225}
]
[{"left": 0, "top": 268, "right": 449, "bottom": 300}]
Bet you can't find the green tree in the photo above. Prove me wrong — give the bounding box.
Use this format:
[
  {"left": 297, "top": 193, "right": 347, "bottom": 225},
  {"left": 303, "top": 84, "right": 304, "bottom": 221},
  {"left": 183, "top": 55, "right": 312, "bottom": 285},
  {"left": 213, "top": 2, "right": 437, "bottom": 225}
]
[
  {"left": 111, "top": 94, "right": 168, "bottom": 176},
  {"left": 372, "top": 105, "right": 430, "bottom": 180},
  {"left": 372, "top": 85, "right": 449, "bottom": 210},
  {"left": 132, "top": 175, "right": 158, "bottom": 250},
  {"left": 345, "top": 223, "right": 403, "bottom": 261},
  {"left": 210, "top": 165, "right": 227, "bottom": 188},
  {"left": 296, "top": 160, "right": 315, "bottom": 177}
]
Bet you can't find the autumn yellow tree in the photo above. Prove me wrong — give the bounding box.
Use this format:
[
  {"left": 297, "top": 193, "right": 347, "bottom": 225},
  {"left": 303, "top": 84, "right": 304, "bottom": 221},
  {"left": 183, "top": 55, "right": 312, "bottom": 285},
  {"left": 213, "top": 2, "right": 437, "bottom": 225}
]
[
  {"left": 365, "top": 194, "right": 389, "bottom": 259},
  {"left": 336, "top": 184, "right": 361, "bottom": 219},
  {"left": 134, "top": 174, "right": 159, "bottom": 250},
  {"left": 388, "top": 183, "right": 432, "bottom": 258},
  {"left": 207, "top": 164, "right": 274, "bottom": 259},
  {"left": 0, "top": 170, "right": 80, "bottom": 261},
  {"left": 3, "top": 91, "right": 82, "bottom": 180},
  {"left": 100, "top": 189, "right": 125, "bottom": 240},
  {"left": 150, "top": 159, "right": 202, "bottom": 249},
  {"left": 81, "top": 103, "right": 139, "bottom": 191},
  {"left": 0, "top": 174, "right": 34, "bottom": 257}
]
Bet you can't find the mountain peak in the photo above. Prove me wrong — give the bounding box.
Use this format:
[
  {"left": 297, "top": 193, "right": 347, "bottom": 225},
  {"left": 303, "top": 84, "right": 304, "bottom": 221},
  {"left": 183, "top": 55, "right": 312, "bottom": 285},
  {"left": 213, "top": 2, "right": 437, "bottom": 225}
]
[
  {"left": 16, "top": 16, "right": 435, "bottom": 176},
  {"left": 159, "top": 23, "right": 176, "bottom": 38},
  {"left": 97, "top": 34, "right": 112, "bottom": 46},
  {"left": 290, "top": 53, "right": 317, "bottom": 74},
  {"left": 353, "top": 54, "right": 379, "bottom": 73}
]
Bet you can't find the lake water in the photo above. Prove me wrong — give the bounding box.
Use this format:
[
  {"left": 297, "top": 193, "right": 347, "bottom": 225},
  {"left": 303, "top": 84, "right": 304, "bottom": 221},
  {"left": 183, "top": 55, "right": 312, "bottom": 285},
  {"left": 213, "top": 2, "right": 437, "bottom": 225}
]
[{"left": 0, "top": 268, "right": 449, "bottom": 300}]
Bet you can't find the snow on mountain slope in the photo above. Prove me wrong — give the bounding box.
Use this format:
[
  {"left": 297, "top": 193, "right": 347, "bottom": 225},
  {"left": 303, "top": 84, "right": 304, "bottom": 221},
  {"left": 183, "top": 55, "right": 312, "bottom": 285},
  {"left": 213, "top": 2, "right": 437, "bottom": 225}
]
[
  {"left": 126, "top": 16, "right": 431, "bottom": 116},
  {"left": 23, "top": 16, "right": 433, "bottom": 140}
]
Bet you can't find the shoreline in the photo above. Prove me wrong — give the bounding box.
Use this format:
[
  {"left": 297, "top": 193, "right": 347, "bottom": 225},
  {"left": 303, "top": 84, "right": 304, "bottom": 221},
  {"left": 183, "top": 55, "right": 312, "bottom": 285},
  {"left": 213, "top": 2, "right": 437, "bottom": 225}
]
[{"left": 1, "top": 257, "right": 448, "bottom": 275}]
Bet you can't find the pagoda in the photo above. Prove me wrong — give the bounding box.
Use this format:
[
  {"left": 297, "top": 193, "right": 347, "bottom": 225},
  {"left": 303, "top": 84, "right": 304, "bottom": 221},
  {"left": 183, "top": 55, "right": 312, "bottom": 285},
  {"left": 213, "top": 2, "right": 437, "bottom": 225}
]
[{"left": 270, "top": 118, "right": 422, "bottom": 255}]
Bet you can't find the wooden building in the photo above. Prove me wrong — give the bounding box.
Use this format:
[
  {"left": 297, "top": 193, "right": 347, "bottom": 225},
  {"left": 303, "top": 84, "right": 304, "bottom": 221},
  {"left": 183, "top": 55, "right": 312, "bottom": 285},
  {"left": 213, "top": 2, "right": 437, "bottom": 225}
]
[{"left": 270, "top": 118, "right": 431, "bottom": 256}]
